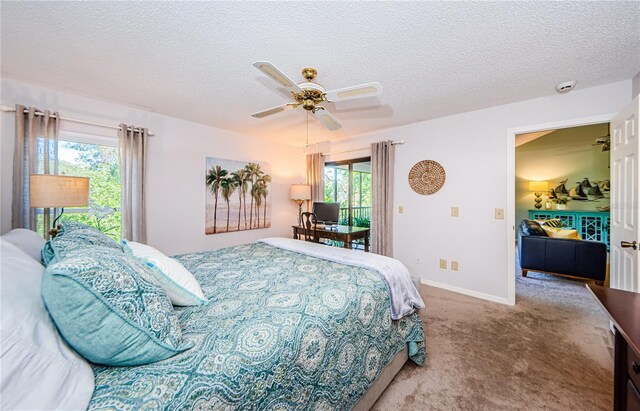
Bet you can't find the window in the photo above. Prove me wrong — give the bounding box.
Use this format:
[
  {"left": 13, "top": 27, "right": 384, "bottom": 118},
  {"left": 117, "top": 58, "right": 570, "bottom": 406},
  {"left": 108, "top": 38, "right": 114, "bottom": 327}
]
[
  {"left": 324, "top": 158, "right": 371, "bottom": 227},
  {"left": 39, "top": 132, "right": 121, "bottom": 239}
]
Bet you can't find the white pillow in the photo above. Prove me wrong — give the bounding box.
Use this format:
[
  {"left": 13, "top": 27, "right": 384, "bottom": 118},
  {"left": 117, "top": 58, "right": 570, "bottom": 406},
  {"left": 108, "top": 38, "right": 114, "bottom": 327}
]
[
  {"left": 0, "top": 239, "right": 95, "bottom": 410},
  {"left": 2, "top": 228, "right": 45, "bottom": 262},
  {"left": 122, "top": 240, "right": 208, "bottom": 306}
]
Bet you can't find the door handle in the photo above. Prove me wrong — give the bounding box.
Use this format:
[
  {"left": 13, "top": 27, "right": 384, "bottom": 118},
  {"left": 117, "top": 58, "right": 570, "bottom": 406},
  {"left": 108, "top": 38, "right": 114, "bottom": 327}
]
[{"left": 621, "top": 241, "right": 638, "bottom": 250}]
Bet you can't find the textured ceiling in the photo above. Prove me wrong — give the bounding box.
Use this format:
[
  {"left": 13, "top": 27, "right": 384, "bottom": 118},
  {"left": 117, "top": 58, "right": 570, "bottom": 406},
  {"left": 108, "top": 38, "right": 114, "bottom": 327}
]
[
  {"left": 517, "top": 122, "right": 610, "bottom": 154},
  {"left": 1, "top": 1, "right": 639, "bottom": 147}
]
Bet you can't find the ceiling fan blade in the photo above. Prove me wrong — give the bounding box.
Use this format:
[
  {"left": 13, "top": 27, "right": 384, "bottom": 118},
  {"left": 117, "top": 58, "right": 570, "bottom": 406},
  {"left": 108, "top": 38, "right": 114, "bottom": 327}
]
[
  {"left": 313, "top": 108, "right": 342, "bottom": 131},
  {"left": 324, "top": 82, "right": 383, "bottom": 102},
  {"left": 253, "top": 61, "right": 303, "bottom": 93},
  {"left": 251, "top": 104, "right": 297, "bottom": 119}
]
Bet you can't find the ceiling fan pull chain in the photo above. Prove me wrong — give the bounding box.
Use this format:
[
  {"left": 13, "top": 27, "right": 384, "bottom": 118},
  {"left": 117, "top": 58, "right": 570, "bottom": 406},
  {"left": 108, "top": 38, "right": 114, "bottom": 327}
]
[{"left": 306, "top": 110, "right": 309, "bottom": 148}]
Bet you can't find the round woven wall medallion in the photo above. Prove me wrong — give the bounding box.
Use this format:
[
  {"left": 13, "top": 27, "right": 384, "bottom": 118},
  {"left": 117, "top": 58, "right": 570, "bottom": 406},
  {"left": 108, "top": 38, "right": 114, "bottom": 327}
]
[{"left": 408, "top": 160, "right": 446, "bottom": 195}]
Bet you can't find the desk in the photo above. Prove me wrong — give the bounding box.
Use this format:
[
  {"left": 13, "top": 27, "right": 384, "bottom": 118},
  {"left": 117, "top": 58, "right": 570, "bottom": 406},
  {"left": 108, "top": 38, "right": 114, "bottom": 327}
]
[
  {"left": 587, "top": 284, "right": 640, "bottom": 410},
  {"left": 292, "top": 225, "right": 370, "bottom": 252}
]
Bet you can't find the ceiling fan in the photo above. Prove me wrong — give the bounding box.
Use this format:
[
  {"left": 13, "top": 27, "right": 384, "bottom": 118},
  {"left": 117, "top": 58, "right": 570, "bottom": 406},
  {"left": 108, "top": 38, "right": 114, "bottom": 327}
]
[
  {"left": 251, "top": 61, "right": 383, "bottom": 131},
  {"left": 592, "top": 134, "right": 611, "bottom": 152}
]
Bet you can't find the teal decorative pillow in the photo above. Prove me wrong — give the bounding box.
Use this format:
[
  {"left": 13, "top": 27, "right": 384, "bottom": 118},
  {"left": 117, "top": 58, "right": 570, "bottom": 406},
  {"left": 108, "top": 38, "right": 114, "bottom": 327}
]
[
  {"left": 42, "top": 222, "right": 123, "bottom": 266},
  {"left": 41, "top": 249, "right": 193, "bottom": 366}
]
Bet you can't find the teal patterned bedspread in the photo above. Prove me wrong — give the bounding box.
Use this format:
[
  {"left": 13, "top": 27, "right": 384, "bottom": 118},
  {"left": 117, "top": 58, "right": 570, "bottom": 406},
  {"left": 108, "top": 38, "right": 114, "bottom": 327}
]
[{"left": 89, "top": 242, "right": 425, "bottom": 410}]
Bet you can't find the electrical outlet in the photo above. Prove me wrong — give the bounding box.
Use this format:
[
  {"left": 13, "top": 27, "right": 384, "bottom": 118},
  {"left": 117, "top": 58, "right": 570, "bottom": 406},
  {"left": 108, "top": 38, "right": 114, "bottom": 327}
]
[
  {"left": 451, "top": 261, "right": 459, "bottom": 271},
  {"left": 495, "top": 208, "right": 504, "bottom": 220},
  {"left": 416, "top": 256, "right": 422, "bottom": 264},
  {"left": 451, "top": 207, "right": 459, "bottom": 217},
  {"left": 399, "top": 205, "right": 404, "bottom": 214},
  {"left": 439, "top": 259, "right": 447, "bottom": 269}
]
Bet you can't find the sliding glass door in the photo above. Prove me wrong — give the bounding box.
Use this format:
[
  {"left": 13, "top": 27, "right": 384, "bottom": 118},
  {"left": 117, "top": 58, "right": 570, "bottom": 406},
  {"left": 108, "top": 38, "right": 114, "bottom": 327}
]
[{"left": 324, "top": 158, "right": 371, "bottom": 227}]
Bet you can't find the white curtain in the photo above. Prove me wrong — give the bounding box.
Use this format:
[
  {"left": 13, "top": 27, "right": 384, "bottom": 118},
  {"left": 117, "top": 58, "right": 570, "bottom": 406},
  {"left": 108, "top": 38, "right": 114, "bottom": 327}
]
[
  {"left": 306, "top": 153, "right": 324, "bottom": 204},
  {"left": 119, "top": 124, "right": 148, "bottom": 242},
  {"left": 12, "top": 105, "right": 59, "bottom": 239},
  {"left": 371, "top": 141, "right": 394, "bottom": 256}
]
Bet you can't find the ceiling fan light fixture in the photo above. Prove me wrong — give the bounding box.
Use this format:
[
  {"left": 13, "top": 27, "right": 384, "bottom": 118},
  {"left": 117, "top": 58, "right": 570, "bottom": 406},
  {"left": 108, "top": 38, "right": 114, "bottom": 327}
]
[
  {"left": 302, "top": 99, "right": 316, "bottom": 111},
  {"left": 252, "top": 62, "right": 379, "bottom": 131}
]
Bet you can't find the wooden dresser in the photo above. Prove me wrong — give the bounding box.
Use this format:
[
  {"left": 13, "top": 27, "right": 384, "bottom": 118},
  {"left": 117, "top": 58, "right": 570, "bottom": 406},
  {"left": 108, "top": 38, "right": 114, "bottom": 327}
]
[{"left": 587, "top": 284, "right": 640, "bottom": 410}]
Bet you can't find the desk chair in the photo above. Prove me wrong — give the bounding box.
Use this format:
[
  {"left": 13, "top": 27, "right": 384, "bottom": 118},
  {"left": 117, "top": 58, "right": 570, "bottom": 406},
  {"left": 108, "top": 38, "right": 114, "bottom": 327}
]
[{"left": 300, "top": 212, "right": 319, "bottom": 242}]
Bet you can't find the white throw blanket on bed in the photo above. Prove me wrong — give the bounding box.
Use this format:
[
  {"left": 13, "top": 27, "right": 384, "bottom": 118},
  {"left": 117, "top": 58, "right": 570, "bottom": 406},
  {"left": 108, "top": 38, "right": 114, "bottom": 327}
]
[{"left": 259, "top": 237, "right": 425, "bottom": 320}]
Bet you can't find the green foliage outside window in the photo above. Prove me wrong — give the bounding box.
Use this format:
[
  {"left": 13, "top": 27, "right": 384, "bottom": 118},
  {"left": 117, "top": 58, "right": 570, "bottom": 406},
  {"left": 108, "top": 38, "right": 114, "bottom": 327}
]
[
  {"left": 353, "top": 216, "right": 370, "bottom": 228},
  {"left": 324, "top": 167, "right": 347, "bottom": 207},
  {"left": 324, "top": 163, "right": 371, "bottom": 227},
  {"left": 56, "top": 141, "right": 121, "bottom": 240}
]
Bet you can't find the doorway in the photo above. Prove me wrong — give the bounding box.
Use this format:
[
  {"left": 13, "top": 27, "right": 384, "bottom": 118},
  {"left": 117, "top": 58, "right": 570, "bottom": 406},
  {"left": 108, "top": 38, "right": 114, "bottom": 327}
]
[{"left": 506, "top": 114, "right": 615, "bottom": 305}]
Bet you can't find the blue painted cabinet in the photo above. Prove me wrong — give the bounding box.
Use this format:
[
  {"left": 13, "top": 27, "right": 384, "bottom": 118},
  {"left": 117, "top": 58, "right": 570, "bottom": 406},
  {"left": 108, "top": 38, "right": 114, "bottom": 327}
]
[{"left": 528, "top": 210, "right": 610, "bottom": 249}]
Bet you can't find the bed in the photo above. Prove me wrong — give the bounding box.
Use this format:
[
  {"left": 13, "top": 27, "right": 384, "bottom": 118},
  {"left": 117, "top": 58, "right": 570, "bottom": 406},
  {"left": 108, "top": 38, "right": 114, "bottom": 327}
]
[{"left": 1, "top": 229, "right": 425, "bottom": 410}]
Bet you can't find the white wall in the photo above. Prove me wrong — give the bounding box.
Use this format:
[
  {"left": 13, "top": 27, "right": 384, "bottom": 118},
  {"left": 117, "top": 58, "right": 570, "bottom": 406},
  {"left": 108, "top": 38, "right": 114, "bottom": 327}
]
[
  {"left": 324, "top": 80, "right": 631, "bottom": 303},
  {"left": 0, "top": 76, "right": 305, "bottom": 255}
]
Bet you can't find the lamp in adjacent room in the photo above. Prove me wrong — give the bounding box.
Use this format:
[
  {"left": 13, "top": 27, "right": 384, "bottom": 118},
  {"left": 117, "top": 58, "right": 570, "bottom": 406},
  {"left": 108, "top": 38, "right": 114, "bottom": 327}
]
[
  {"left": 289, "top": 184, "right": 311, "bottom": 226},
  {"left": 528, "top": 181, "right": 549, "bottom": 210},
  {"left": 30, "top": 174, "right": 90, "bottom": 237}
]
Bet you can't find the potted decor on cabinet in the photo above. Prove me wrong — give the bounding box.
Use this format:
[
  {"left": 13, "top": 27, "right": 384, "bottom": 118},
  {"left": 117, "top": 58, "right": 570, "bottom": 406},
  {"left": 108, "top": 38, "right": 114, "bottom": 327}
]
[
  {"left": 547, "top": 189, "right": 570, "bottom": 210},
  {"left": 553, "top": 197, "right": 570, "bottom": 210}
]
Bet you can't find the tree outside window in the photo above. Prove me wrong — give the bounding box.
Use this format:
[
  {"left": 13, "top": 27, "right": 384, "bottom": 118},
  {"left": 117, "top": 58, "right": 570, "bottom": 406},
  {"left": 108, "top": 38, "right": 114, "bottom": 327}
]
[
  {"left": 324, "top": 159, "right": 371, "bottom": 227},
  {"left": 53, "top": 139, "right": 121, "bottom": 239}
]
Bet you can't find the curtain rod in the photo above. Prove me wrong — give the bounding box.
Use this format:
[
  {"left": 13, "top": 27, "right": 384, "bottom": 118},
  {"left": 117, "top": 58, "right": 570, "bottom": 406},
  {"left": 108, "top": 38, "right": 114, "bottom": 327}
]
[
  {"left": 0, "top": 105, "right": 155, "bottom": 136},
  {"left": 321, "top": 140, "right": 405, "bottom": 156}
]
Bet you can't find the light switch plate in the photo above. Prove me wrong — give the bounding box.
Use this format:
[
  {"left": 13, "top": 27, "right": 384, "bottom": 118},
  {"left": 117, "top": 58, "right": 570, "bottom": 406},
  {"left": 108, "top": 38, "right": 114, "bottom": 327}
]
[
  {"left": 451, "top": 261, "right": 459, "bottom": 271},
  {"left": 451, "top": 207, "right": 459, "bottom": 217},
  {"left": 495, "top": 208, "right": 505, "bottom": 220},
  {"left": 399, "top": 205, "right": 404, "bottom": 214},
  {"left": 439, "top": 259, "right": 447, "bottom": 269}
]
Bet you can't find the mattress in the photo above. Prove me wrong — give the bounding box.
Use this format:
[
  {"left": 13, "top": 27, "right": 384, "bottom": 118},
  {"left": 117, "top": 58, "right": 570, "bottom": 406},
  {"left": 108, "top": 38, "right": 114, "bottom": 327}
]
[{"left": 89, "top": 241, "right": 425, "bottom": 410}]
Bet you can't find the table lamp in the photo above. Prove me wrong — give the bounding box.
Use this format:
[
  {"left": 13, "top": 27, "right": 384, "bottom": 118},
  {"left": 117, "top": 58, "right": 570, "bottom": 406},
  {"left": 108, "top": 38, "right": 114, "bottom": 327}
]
[
  {"left": 30, "top": 174, "right": 90, "bottom": 237},
  {"left": 528, "top": 181, "right": 549, "bottom": 210},
  {"left": 290, "top": 184, "right": 311, "bottom": 226}
]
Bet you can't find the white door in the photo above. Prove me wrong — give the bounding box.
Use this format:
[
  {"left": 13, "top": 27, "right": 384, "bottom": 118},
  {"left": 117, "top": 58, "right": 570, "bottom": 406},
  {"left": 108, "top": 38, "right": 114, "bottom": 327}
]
[{"left": 610, "top": 95, "right": 640, "bottom": 292}]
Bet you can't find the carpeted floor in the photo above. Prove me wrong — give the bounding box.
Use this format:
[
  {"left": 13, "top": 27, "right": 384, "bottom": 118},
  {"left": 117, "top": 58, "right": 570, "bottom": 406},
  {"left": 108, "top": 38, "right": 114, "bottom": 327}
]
[{"left": 372, "top": 272, "right": 614, "bottom": 410}]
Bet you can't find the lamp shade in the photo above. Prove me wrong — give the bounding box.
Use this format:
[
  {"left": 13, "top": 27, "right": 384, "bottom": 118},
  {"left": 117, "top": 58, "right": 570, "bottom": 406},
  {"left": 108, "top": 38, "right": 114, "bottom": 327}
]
[
  {"left": 29, "top": 175, "right": 90, "bottom": 208},
  {"left": 289, "top": 184, "right": 311, "bottom": 201},
  {"left": 528, "top": 181, "right": 549, "bottom": 192}
]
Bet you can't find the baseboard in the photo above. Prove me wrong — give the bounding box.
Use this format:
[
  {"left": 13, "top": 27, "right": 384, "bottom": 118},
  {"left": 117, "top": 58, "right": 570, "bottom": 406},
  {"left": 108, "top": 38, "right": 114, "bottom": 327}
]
[{"left": 420, "top": 278, "right": 512, "bottom": 305}]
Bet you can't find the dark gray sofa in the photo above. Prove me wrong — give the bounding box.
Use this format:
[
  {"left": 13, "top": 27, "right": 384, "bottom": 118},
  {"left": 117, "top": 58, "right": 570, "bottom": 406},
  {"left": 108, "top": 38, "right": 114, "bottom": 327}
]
[{"left": 517, "top": 219, "right": 607, "bottom": 285}]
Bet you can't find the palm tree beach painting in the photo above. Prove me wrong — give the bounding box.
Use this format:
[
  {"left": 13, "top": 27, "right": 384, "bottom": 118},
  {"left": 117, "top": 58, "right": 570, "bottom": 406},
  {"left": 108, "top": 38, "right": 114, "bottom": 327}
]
[{"left": 205, "top": 158, "right": 272, "bottom": 235}]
